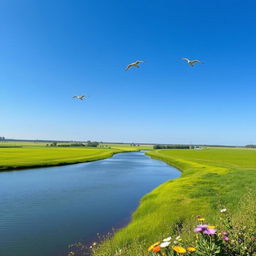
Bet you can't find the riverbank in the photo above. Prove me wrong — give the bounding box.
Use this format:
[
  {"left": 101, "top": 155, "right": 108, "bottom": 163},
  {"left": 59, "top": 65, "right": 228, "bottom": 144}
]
[
  {"left": 0, "top": 150, "right": 177, "bottom": 256},
  {"left": 0, "top": 146, "right": 143, "bottom": 171},
  {"left": 93, "top": 147, "right": 256, "bottom": 256}
]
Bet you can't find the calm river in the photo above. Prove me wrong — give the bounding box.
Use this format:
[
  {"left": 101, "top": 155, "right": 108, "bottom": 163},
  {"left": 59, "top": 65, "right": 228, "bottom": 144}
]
[{"left": 0, "top": 151, "right": 180, "bottom": 256}]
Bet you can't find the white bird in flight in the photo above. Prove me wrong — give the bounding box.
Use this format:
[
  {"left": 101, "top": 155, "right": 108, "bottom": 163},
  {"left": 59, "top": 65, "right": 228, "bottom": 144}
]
[
  {"left": 73, "top": 95, "right": 86, "bottom": 100},
  {"left": 182, "top": 58, "right": 203, "bottom": 67},
  {"left": 125, "top": 60, "right": 144, "bottom": 71}
]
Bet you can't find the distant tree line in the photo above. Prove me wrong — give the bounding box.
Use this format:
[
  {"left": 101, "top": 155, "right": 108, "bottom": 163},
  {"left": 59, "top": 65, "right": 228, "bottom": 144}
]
[
  {"left": 58, "top": 143, "right": 86, "bottom": 147},
  {"left": 46, "top": 142, "right": 58, "bottom": 147},
  {"left": 86, "top": 141, "right": 99, "bottom": 147},
  {"left": 46, "top": 141, "right": 99, "bottom": 147},
  {"left": 153, "top": 144, "right": 190, "bottom": 149},
  {"left": 245, "top": 144, "right": 256, "bottom": 148},
  {"left": 0, "top": 137, "right": 5, "bottom": 141}
]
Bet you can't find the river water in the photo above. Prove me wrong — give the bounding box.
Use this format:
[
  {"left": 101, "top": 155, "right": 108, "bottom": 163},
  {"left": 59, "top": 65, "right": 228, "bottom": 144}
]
[{"left": 0, "top": 151, "right": 180, "bottom": 256}]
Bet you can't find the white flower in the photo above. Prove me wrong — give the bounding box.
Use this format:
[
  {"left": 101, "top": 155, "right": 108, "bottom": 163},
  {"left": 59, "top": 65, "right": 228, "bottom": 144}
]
[
  {"left": 163, "top": 236, "right": 172, "bottom": 242},
  {"left": 160, "top": 241, "right": 171, "bottom": 248},
  {"left": 175, "top": 235, "right": 181, "bottom": 240},
  {"left": 220, "top": 208, "right": 227, "bottom": 213}
]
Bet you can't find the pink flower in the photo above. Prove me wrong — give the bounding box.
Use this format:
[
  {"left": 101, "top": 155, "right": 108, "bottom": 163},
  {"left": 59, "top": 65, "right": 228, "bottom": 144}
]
[
  {"left": 203, "top": 228, "right": 216, "bottom": 235},
  {"left": 194, "top": 225, "right": 208, "bottom": 233},
  {"left": 194, "top": 225, "right": 216, "bottom": 235},
  {"left": 223, "top": 236, "right": 229, "bottom": 241}
]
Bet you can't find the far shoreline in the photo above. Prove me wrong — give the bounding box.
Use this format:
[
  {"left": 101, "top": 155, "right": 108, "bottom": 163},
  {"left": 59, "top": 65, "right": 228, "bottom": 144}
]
[{"left": 0, "top": 148, "right": 142, "bottom": 173}]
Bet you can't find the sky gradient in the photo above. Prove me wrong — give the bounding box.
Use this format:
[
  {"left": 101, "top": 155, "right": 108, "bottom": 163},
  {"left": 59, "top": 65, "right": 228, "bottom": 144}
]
[{"left": 1, "top": 0, "right": 256, "bottom": 145}]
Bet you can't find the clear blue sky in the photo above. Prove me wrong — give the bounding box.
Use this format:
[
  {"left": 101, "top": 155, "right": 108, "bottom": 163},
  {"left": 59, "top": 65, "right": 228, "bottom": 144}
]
[{"left": 1, "top": 0, "right": 256, "bottom": 145}]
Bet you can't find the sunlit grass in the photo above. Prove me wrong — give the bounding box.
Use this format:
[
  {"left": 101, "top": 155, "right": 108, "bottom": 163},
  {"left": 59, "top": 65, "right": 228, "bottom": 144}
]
[
  {"left": 0, "top": 146, "right": 140, "bottom": 171},
  {"left": 0, "top": 141, "right": 48, "bottom": 147},
  {"left": 92, "top": 148, "right": 256, "bottom": 256}
]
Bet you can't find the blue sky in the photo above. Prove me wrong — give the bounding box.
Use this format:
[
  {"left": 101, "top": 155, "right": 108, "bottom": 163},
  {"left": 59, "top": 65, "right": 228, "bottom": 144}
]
[{"left": 1, "top": 0, "right": 256, "bottom": 145}]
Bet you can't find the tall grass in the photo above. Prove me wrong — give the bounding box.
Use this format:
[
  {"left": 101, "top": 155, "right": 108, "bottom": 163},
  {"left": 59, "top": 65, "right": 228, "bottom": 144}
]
[
  {"left": 70, "top": 192, "right": 256, "bottom": 256},
  {"left": 88, "top": 148, "right": 256, "bottom": 256}
]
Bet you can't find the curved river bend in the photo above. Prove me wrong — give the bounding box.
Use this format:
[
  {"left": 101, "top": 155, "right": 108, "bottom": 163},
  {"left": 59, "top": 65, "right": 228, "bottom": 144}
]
[{"left": 0, "top": 151, "right": 180, "bottom": 256}]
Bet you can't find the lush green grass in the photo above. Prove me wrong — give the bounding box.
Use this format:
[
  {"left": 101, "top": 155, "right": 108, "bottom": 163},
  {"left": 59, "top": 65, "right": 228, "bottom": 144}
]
[
  {"left": 0, "top": 141, "right": 153, "bottom": 150},
  {"left": 0, "top": 146, "right": 141, "bottom": 171},
  {"left": 0, "top": 141, "right": 48, "bottom": 147},
  {"left": 93, "top": 148, "right": 256, "bottom": 256},
  {"left": 102, "top": 143, "right": 153, "bottom": 150}
]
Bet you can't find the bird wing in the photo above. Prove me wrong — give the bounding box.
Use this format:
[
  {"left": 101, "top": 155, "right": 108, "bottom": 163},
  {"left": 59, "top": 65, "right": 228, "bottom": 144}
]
[
  {"left": 182, "top": 58, "right": 190, "bottom": 63},
  {"left": 135, "top": 60, "right": 144, "bottom": 64},
  {"left": 191, "top": 60, "right": 201, "bottom": 64},
  {"left": 125, "top": 64, "right": 133, "bottom": 70}
]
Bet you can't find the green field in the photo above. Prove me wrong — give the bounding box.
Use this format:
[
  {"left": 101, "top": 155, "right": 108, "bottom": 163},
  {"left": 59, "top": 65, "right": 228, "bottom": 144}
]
[
  {"left": 94, "top": 147, "right": 256, "bottom": 255},
  {"left": 2, "top": 144, "right": 255, "bottom": 254},
  {"left": 0, "top": 143, "right": 149, "bottom": 171},
  {"left": 0, "top": 141, "right": 49, "bottom": 147}
]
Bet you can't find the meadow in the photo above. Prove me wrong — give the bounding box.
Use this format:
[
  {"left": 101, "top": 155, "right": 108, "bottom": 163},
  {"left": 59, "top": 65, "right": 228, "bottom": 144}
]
[
  {"left": 0, "top": 142, "right": 151, "bottom": 171},
  {"left": 91, "top": 148, "right": 256, "bottom": 256}
]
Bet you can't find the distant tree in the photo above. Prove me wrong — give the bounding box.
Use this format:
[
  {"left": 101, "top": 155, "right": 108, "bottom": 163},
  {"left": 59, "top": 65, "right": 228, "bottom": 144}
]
[
  {"left": 153, "top": 144, "right": 190, "bottom": 149},
  {"left": 245, "top": 144, "right": 256, "bottom": 148},
  {"left": 57, "top": 143, "right": 85, "bottom": 147},
  {"left": 86, "top": 141, "right": 99, "bottom": 147},
  {"left": 0, "top": 137, "right": 5, "bottom": 141}
]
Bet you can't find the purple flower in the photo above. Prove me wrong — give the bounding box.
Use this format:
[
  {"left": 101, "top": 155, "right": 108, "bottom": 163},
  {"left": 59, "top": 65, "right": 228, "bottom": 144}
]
[
  {"left": 221, "top": 231, "right": 229, "bottom": 236},
  {"left": 223, "top": 236, "right": 230, "bottom": 241},
  {"left": 203, "top": 228, "right": 216, "bottom": 235},
  {"left": 194, "top": 225, "right": 208, "bottom": 233},
  {"left": 194, "top": 225, "right": 216, "bottom": 235}
]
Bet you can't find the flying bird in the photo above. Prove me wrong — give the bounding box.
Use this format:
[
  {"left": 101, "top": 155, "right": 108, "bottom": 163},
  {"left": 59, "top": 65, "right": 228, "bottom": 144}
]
[
  {"left": 73, "top": 95, "right": 86, "bottom": 100},
  {"left": 125, "top": 60, "right": 144, "bottom": 71},
  {"left": 182, "top": 58, "right": 203, "bottom": 67}
]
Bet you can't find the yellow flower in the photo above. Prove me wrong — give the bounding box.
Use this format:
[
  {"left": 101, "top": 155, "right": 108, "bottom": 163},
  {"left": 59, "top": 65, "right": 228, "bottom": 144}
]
[
  {"left": 197, "top": 217, "right": 205, "bottom": 221},
  {"left": 172, "top": 246, "right": 187, "bottom": 254},
  {"left": 148, "top": 242, "right": 160, "bottom": 252},
  {"left": 187, "top": 247, "right": 197, "bottom": 252},
  {"left": 208, "top": 225, "right": 216, "bottom": 229}
]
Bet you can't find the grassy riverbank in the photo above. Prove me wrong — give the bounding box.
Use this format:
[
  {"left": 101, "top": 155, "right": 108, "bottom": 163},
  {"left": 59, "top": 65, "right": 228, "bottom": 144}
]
[
  {"left": 92, "top": 147, "right": 256, "bottom": 256},
  {"left": 0, "top": 144, "right": 147, "bottom": 171}
]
